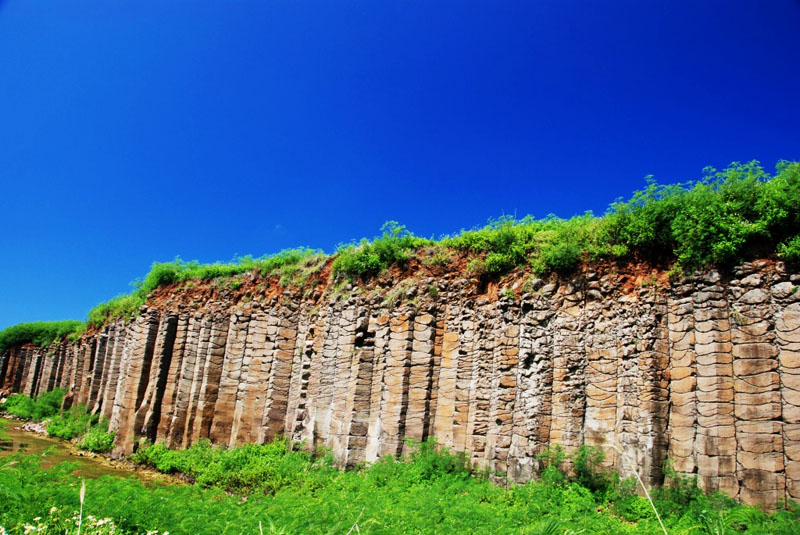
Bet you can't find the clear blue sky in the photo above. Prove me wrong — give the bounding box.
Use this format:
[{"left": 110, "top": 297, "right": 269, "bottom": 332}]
[{"left": 1, "top": 1, "right": 799, "bottom": 329}]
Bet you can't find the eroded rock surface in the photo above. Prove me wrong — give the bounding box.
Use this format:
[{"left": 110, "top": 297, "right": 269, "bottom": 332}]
[{"left": 2, "top": 261, "right": 799, "bottom": 507}]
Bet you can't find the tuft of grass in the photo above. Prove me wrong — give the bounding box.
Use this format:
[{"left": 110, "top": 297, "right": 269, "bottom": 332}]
[
  {"left": 86, "top": 248, "right": 326, "bottom": 327},
  {"left": 332, "top": 221, "right": 431, "bottom": 280}
]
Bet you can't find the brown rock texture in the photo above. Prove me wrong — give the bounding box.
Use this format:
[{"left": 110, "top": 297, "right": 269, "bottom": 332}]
[{"left": 3, "top": 260, "right": 800, "bottom": 507}]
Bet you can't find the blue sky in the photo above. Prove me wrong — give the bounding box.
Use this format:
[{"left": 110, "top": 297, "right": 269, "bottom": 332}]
[{"left": 1, "top": 1, "right": 799, "bottom": 329}]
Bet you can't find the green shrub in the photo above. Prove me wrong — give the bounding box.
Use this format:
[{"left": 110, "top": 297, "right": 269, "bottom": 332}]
[
  {"left": 421, "top": 246, "right": 452, "bottom": 267},
  {"left": 46, "top": 405, "right": 98, "bottom": 440},
  {"left": 131, "top": 437, "right": 335, "bottom": 495},
  {"left": 79, "top": 427, "right": 116, "bottom": 453},
  {"left": 466, "top": 257, "right": 486, "bottom": 278},
  {"left": 572, "top": 445, "right": 615, "bottom": 495},
  {"left": 0, "top": 389, "right": 65, "bottom": 421},
  {"left": 4, "top": 160, "right": 799, "bottom": 339},
  {"left": 3, "top": 439, "right": 800, "bottom": 535},
  {"left": 0, "top": 321, "right": 85, "bottom": 354},
  {"left": 332, "top": 221, "right": 431, "bottom": 280},
  {"left": 1, "top": 393, "right": 35, "bottom": 419},
  {"left": 30, "top": 388, "right": 66, "bottom": 420},
  {"left": 87, "top": 249, "right": 325, "bottom": 327},
  {"left": 778, "top": 235, "right": 800, "bottom": 265}
]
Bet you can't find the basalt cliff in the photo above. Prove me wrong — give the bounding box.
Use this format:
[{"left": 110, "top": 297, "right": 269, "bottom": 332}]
[{"left": 2, "top": 260, "right": 800, "bottom": 507}]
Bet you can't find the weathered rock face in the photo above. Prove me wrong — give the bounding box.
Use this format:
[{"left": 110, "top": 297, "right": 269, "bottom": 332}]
[{"left": 2, "top": 260, "right": 800, "bottom": 507}]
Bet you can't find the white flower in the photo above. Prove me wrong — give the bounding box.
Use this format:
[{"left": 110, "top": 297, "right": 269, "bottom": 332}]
[{"left": 49, "top": 507, "right": 58, "bottom": 514}]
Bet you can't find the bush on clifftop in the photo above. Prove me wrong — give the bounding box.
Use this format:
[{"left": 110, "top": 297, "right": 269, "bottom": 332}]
[
  {"left": 0, "top": 321, "right": 84, "bottom": 354},
  {"left": 3, "top": 160, "right": 798, "bottom": 341}
]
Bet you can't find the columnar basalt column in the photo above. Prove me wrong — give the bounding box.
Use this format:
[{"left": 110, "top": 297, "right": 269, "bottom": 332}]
[
  {"left": 777, "top": 297, "right": 800, "bottom": 502},
  {"left": 210, "top": 312, "right": 250, "bottom": 444},
  {"left": 4, "top": 262, "right": 800, "bottom": 508},
  {"left": 112, "top": 311, "right": 160, "bottom": 455},
  {"left": 693, "top": 274, "right": 738, "bottom": 497},
  {"left": 667, "top": 282, "right": 698, "bottom": 475},
  {"left": 731, "top": 272, "right": 785, "bottom": 504}
]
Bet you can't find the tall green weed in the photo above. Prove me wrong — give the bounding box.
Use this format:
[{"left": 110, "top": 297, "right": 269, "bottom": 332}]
[{"left": 0, "top": 388, "right": 65, "bottom": 420}]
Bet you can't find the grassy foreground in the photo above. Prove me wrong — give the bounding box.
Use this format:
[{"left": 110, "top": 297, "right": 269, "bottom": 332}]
[
  {"left": 1, "top": 389, "right": 115, "bottom": 453},
  {"left": 1, "top": 390, "right": 799, "bottom": 535},
  {"left": 1, "top": 440, "right": 799, "bottom": 535}
]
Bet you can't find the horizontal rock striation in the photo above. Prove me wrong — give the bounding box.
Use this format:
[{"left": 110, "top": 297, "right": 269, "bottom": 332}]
[{"left": 2, "top": 261, "right": 800, "bottom": 507}]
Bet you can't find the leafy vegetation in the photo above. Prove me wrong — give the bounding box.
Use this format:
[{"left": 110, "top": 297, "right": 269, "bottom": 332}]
[
  {"left": 130, "top": 438, "right": 336, "bottom": 495},
  {"left": 334, "top": 160, "right": 800, "bottom": 280},
  {"left": 2, "top": 160, "right": 798, "bottom": 342},
  {"left": 1, "top": 390, "right": 114, "bottom": 453},
  {"left": 0, "top": 322, "right": 85, "bottom": 354},
  {"left": 0, "top": 388, "right": 66, "bottom": 421},
  {"left": 2, "top": 439, "right": 799, "bottom": 535},
  {"left": 87, "top": 248, "right": 325, "bottom": 327},
  {"left": 78, "top": 427, "right": 116, "bottom": 454},
  {"left": 332, "top": 221, "right": 430, "bottom": 279}
]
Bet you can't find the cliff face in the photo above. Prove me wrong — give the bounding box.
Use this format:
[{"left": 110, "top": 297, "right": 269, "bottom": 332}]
[{"left": 2, "top": 260, "right": 800, "bottom": 507}]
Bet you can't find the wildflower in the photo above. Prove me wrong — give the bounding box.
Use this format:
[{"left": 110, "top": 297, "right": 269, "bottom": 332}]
[{"left": 49, "top": 507, "right": 58, "bottom": 514}]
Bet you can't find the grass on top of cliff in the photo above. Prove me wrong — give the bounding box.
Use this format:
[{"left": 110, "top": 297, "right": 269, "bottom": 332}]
[
  {"left": 86, "top": 247, "right": 326, "bottom": 327},
  {"left": 2, "top": 439, "right": 800, "bottom": 535},
  {"left": 2, "top": 159, "right": 799, "bottom": 342},
  {"left": 333, "top": 159, "right": 800, "bottom": 280},
  {"left": 0, "top": 321, "right": 85, "bottom": 353}
]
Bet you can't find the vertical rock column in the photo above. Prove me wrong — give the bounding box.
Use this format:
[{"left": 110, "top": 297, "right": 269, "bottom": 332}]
[
  {"left": 231, "top": 311, "right": 272, "bottom": 445},
  {"left": 364, "top": 313, "right": 390, "bottom": 462},
  {"left": 210, "top": 312, "right": 250, "bottom": 444},
  {"left": 327, "top": 304, "right": 356, "bottom": 458},
  {"left": 86, "top": 331, "right": 109, "bottom": 410},
  {"left": 509, "top": 295, "right": 555, "bottom": 482},
  {"left": 136, "top": 313, "right": 178, "bottom": 442},
  {"left": 0, "top": 348, "right": 16, "bottom": 391},
  {"left": 112, "top": 311, "right": 160, "bottom": 455},
  {"left": 307, "top": 303, "right": 338, "bottom": 448},
  {"left": 467, "top": 304, "right": 494, "bottom": 467},
  {"left": 403, "top": 313, "right": 436, "bottom": 448},
  {"left": 155, "top": 314, "right": 188, "bottom": 441},
  {"left": 341, "top": 312, "right": 377, "bottom": 467},
  {"left": 259, "top": 307, "right": 296, "bottom": 442},
  {"left": 34, "top": 349, "right": 55, "bottom": 397},
  {"left": 693, "top": 275, "right": 738, "bottom": 497},
  {"left": 22, "top": 348, "right": 42, "bottom": 397},
  {"left": 488, "top": 306, "right": 520, "bottom": 474},
  {"left": 549, "top": 284, "right": 587, "bottom": 453},
  {"left": 667, "top": 283, "right": 698, "bottom": 476},
  {"left": 731, "top": 277, "right": 784, "bottom": 505},
  {"left": 430, "top": 305, "right": 461, "bottom": 450},
  {"left": 583, "top": 293, "right": 619, "bottom": 469},
  {"left": 777, "top": 296, "right": 800, "bottom": 501},
  {"left": 451, "top": 304, "right": 476, "bottom": 454},
  {"left": 165, "top": 314, "right": 204, "bottom": 448},
  {"left": 378, "top": 310, "right": 413, "bottom": 457},
  {"left": 190, "top": 314, "right": 230, "bottom": 444},
  {"left": 632, "top": 292, "right": 670, "bottom": 487}
]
